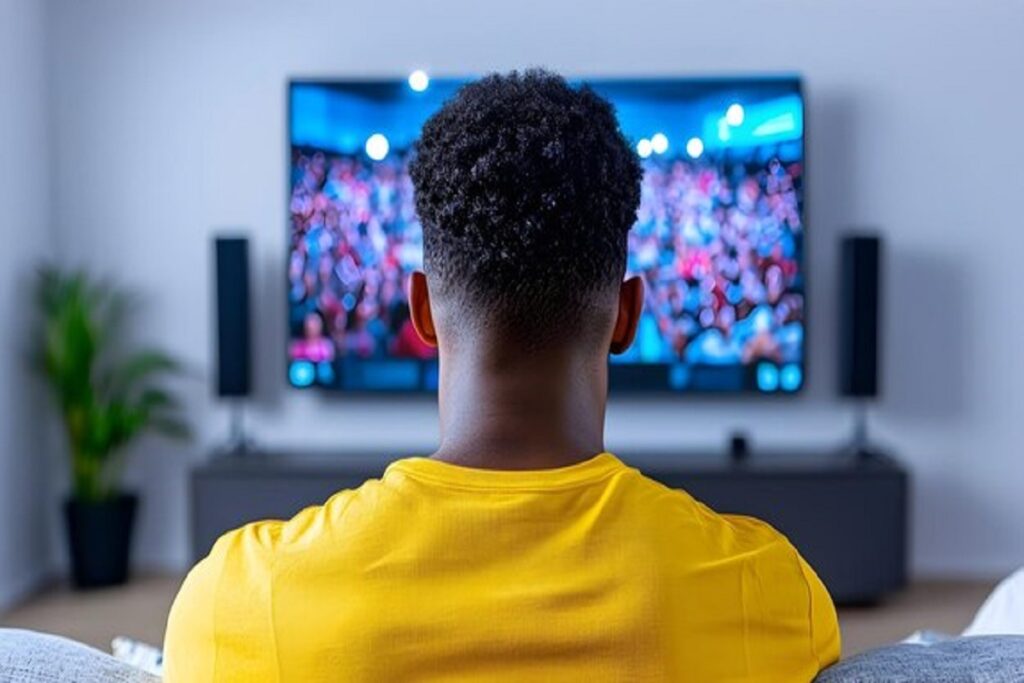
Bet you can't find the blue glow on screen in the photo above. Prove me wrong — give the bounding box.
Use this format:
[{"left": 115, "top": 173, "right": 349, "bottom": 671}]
[
  {"left": 316, "top": 361, "right": 336, "bottom": 385},
  {"left": 289, "top": 361, "right": 316, "bottom": 388},
  {"left": 423, "top": 363, "right": 440, "bottom": 391},
  {"left": 757, "top": 363, "right": 780, "bottom": 392},
  {"left": 780, "top": 363, "right": 803, "bottom": 392},
  {"left": 702, "top": 94, "right": 803, "bottom": 150},
  {"left": 342, "top": 360, "right": 421, "bottom": 391},
  {"left": 669, "top": 364, "right": 691, "bottom": 390}
]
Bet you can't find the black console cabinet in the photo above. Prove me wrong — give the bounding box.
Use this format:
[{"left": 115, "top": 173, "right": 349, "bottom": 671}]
[{"left": 191, "top": 450, "right": 908, "bottom": 605}]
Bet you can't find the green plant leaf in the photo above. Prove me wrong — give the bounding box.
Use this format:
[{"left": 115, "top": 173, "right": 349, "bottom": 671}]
[
  {"left": 35, "top": 268, "right": 192, "bottom": 500},
  {"left": 149, "top": 416, "right": 192, "bottom": 440},
  {"left": 101, "top": 350, "right": 180, "bottom": 398}
]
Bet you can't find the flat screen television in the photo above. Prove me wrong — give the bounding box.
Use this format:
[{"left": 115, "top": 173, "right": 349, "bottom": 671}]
[{"left": 288, "top": 76, "right": 805, "bottom": 394}]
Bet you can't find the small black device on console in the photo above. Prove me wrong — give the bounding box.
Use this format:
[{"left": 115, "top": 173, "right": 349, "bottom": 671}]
[
  {"left": 214, "top": 235, "right": 253, "bottom": 452},
  {"left": 729, "top": 432, "right": 751, "bottom": 462}
]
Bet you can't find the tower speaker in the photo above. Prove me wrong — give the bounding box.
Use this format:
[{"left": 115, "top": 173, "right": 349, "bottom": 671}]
[
  {"left": 214, "top": 236, "right": 251, "bottom": 398},
  {"left": 839, "top": 235, "right": 882, "bottom": 398}
]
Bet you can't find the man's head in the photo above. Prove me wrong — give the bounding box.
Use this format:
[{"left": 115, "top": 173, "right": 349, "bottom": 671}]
[{"left": 408, "top": 69, "right": 644, "bottom": 357}]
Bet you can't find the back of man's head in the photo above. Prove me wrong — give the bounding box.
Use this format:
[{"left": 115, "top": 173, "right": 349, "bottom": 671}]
[{"left": 410, "top": 69, "right": 642, "bottom": 348}]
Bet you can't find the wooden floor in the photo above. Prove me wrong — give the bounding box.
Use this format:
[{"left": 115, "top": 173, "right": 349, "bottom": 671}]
[
  {"left": 0, "top": 576, "right": 997, "bottom": 657},
  {"left": 1, "top": 575, "right": 180, "bottom": 652}
]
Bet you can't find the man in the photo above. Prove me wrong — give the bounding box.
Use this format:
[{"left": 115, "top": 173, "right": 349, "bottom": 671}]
[{"left": 164, "top": 69, "right": 840, "bottom": 681}]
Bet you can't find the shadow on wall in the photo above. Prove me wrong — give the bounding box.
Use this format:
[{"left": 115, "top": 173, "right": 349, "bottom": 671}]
[
  {"left": 803, "top": 87, "right": 857, "bottom": 403},
  {"left": 807, "top": 88, "right": 968, "bottom": 423},
  {"left": 251, "top": 246, "right": 287, "bottom": 412},
  {"left": 883, "top": 248, "right": 968, "bottom": 420},
  {"left": 0, "top": 267, "right": 56, "bottom": 602}
]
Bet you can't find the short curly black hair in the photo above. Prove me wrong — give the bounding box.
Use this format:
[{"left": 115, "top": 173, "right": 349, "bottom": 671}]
[{"left": 410, "top": 69, "right": 642, "bottom": 344}]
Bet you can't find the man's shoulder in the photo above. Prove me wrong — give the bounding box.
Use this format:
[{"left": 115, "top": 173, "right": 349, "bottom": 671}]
[
  {"left": 615, "top": 461, "right": 795, "bottom": 555},
  {"left": 211, "top": 484, "right": 369, "bottom": 561}
]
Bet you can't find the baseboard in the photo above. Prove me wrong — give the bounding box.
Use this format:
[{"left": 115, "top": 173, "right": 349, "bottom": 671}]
[{"left": 0, "top": 568, "right": 51, "bottom": 614}]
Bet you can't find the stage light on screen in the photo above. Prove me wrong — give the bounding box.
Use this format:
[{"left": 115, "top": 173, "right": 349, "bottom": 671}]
[
  {"left": 365, "top": 133, "right": 389, "bottom": 161},
  {"left": 753, "top": 113, "right": 797, "bottom": 138},
  {"left": 717, "top": 118, "right": 732, "bottom": 142},
  {"left": 685, "top": 136, "right": 704, "bottom": 159},
  {"left": 726, "top": 103, "right": 745, "bottom": 126},
  {"left": 650, "top": 132, "right": 669, "bottom": 154},
  {"left": 636, "top": 138, "right": 653, "bottom": 158},
  {"left": 408, "top": 70, "right": 429, "bottom": 92}
]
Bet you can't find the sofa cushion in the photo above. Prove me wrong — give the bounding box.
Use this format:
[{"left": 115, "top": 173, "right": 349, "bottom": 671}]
[
  {"left": 0, "top": 629, "right": 160, "bottom": 683},
  {"left": 815, "top": 636, "right": 1024, "bottom": 683}
]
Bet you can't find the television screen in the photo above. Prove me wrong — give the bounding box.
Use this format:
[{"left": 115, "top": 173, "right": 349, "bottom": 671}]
[{"left": 288, "top": 76, "right": 805, "bottom": 393}]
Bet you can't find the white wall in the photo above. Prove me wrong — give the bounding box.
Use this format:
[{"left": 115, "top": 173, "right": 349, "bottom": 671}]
[
  {"left": 46, "top": 0, "right": 1024, "bottom": 576},
  {"left": 0, "top": 0, "right": 55, "bottom": 609}
]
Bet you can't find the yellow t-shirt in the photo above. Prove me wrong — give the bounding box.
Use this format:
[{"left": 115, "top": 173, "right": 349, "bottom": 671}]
[{"left": 164, "top": 453, "right": 840, "bottom": 682}]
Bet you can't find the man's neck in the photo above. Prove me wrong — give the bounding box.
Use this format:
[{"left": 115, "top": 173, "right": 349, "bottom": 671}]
[{"left": 431, "top": 344, "right": 608, "bottom": 471}]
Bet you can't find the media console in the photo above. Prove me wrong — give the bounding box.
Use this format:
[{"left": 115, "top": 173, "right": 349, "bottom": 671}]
[{"left": 190, "top": 449, "right": 908, "bottom": 605}]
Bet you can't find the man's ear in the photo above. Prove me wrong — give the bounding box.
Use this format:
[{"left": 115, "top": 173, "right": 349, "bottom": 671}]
[
  {"left": 610, "top": 276, "right": 644, "bottom": 355},
  {"left": 408, "top": 271, "right": 438, "bottom": 347}
]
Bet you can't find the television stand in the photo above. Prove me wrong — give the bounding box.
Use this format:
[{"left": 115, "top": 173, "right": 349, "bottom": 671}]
[{"left": 190, "top": 448, "right": 908, "bottom": 605}]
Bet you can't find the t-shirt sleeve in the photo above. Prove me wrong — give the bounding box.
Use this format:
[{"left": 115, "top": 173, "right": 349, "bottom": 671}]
[
  {"left": 799, "top": 555, "right": 842, "bottom": 669},
  {"left": 163, "top": 521, "right": 281, "bottom": 682}
]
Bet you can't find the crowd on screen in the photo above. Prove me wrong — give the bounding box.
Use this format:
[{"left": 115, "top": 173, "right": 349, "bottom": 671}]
[
  {"left": 623, "top": 156, "right": 804, "bottom": 366},
  {"left": 287, "top": 148, "right": 804, "bottom": 366},
  {"left": 288, "top": 150, "right": 432, "bottom": 363}
]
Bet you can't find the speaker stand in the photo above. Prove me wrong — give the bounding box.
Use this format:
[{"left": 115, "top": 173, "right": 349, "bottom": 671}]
[
  {"left": 846, "top": 402, "right": 881, "bottom": 459},
  {"left": 220, "top": 401, "right": 256, "bottom": 455}
]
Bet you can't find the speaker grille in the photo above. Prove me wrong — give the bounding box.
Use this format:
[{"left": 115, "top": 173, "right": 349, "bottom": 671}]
[
  {"left": 215, "top": 237, "right": 251, "bottom": 397},
  {"left": 839, "top": 236, "right": 881, "bottom": 397}
]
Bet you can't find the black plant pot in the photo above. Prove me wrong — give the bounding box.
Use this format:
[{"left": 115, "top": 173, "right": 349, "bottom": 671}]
[{"left": 63, "top": 493, "right": 138, "bottom": 589}]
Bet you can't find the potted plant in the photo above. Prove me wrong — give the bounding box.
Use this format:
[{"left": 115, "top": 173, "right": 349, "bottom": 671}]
[{"left": 36, "top": 267, "right": 189, "bottom": 589}]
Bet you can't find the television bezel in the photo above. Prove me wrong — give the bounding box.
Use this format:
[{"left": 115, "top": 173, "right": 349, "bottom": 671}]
[{"left": 285, "top": 75, "right": 808, "bottom": 398}]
